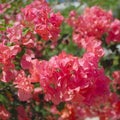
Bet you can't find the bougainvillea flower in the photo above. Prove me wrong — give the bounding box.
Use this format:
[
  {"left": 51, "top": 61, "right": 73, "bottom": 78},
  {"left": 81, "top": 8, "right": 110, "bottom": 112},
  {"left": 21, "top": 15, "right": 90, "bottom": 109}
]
[
  {"left": 74, "top": 37, "right": 104, "bottom": 58},
  {"left": 112, "top": 70, "right": 120, "bottom": 91},
  {"left": 14, "top": 70, "right": 33, "bottom": 101},
  {"left": 21, "top": 0, "right": 63, "bottom": 41},
  {"left": 33, "top": 52, "right": 110, "bottom": 105},
  {"left": 21, "top": 49, "right": 35, "bottom": 70},
  {"left": 7, "top": 23, "right": 24, "bottom": 44},
  {"left": 68, "top": 6, "right": 112, "bottom": 47},
  {"left": 0, "top": 44, "right": 21, "bottom": 82},
  {"left": 107, "top": 19, "right": 120, "bottom": 43}
]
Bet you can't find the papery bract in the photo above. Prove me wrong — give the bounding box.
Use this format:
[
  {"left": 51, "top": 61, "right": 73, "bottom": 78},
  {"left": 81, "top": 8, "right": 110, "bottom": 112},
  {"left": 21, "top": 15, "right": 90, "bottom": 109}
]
[
  {"left": 7, "top": 23, "right": 24, "bottom": 44},
  {"left": 112, "top": 70, "right": 120, "bottom": 91},
  {"left": 21, "top": 49, "right": 35, "bottom": 70},
  {"left": 76, "top": 37, "right": 104, "bottom": 58},
  {"left": 14, "top": 70, "right": 33, "bottom": 101},
  {"left": 107, "top": 19, "right": 120, "bottom": 43}
]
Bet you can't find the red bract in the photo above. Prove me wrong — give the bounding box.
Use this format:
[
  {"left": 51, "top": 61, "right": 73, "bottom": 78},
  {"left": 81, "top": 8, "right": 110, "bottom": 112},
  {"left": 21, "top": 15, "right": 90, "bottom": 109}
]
[
  {"left": 14, "top": 70, "right": 33, "bottom": 101},
  {"left": 7, "top": 23, "right": 24, "bottom": 44},
  {"left": 29, "top": 59, "right": 41, "bottom": 83},
  {"left": 112, "top": 70, "right": 120, "bottom": 82},
  {"left": 34, "top": 52, "right": 110, "bottom": 105},
  {"left": 112, "top": 101, "right": 120, "bottom": 120},
  {"left": 21, "top": 49, "right": 35, "bottom": 70},
  {"left": 0, "top": 44, "right": 20, "bottom": 65},
  {"left": 0, "top": 44, "right": 21, "bottom": 82},
  {"left": 0, "top": 30, "right": 8, "bottom": 44},
  {"left": 100, "top": 93, "right": 120, "bottom": 120},
  {"left": 59, "top": 104, "right": 76, "bottom": 120},
  {"left": 22, "top": 31, "right": 36, "bottom": 48},
  {"left": 32, "top": 87, "right": 42, "bottom": 102},
  {"left": 75, "top": 37, "right": 104, "bottom": 58},
  {"left": 112, "top": 70, "right": 120, "bottom": 91},
  {"left": 67, "top": 10, "right": 77, "bottom": 27},
  {"left": 17, "top": 106, "right": 30, "bottom": 120},
  {"left": 0, "top": 105, "right": 10, "bottom": 120},
  {"left": 7, "top": 23, "right": 37, "bottom": 48},
  {"left": 107, "top": 19, "right": 120, "bottom": 43},
  {"left": 21, "top": 0, "right": 63, "bottom": 41}
]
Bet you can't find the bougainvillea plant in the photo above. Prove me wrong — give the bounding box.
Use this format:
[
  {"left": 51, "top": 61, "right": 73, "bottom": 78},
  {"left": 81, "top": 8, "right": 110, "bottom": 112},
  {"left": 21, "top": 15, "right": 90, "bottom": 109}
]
[{"left": 0, "top": 0, "right": 120, "bottom": 120}]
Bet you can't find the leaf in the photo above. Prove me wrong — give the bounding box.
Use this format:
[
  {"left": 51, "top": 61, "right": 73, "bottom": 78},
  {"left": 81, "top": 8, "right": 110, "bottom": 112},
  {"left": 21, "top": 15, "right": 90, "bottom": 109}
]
[
  {"left": 0, "top": 94, "right": 8, "bottom": 105},
  {"left": 0, "top": 27, "right": 6, "bottom": 31}
]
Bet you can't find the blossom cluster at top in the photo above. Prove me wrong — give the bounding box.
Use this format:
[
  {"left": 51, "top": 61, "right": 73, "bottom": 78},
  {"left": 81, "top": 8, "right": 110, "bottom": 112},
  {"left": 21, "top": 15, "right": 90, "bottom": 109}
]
[
  {"left": 21, "top": 0, "right": 64, "bottom": 40},
  {"left": 68, "top": 6, "right": 120, "bottom": 47},
  {"left": 5, "top": 0, "right": 63, "bottom": 47}
]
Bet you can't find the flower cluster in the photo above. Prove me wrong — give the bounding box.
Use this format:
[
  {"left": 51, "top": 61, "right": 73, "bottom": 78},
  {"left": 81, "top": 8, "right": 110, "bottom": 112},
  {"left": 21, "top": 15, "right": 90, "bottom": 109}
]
[
  {"left": 34, "top": 52, "right": 110, "bottom": 105},
  {"left": 21, "top": 0, "right": 63, "bottom": 40},
  {"left": 49, "top": 92, "right": 120, "bottom": 120},
  {"left": 79, "top": 37, "right": 104, "bottom": 58},
  {"left": 14, "top": 70, "right": 33, "bottom": 101},
  {"left": 68, "top": 6, "right": 112, "bottom": 46},
  {"left": 112, "top": 70, "right": 120, "bottom": 92},
  {"left": 6, "top": 22, "right": 37, "bottom": 48},
  {"left": 0, "top": 43, "right": 21, "bottom": 82},
  {"left": 68, "top": 6, "right": 120, "bottom": 50},
  {"left": 106, "top": 19, "right": 120, "bottom": 43}
]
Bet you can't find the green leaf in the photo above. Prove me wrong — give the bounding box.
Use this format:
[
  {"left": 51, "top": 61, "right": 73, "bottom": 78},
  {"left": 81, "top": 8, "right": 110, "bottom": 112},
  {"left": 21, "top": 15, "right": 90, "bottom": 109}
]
[
  {"left": 0, "top": 27, "right": 6, "bottom": 31},
  {"left": 0, "top": 94, "right": 8, "bottom": 105}
]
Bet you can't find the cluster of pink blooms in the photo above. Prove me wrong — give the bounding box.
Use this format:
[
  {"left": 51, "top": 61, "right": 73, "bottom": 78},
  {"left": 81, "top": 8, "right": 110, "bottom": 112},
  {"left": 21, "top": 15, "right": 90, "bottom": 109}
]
[
  {"left": 107, "top": 19, "right": 120, "bottom": 43},
  {"left": 58, "top": 92, "right": 120, "bottom": 120},
  {"left": 4, "top": 0, "right": 63, "bottom": 52},
  {"left": 112, "top": 70, "right": 120, "bottom": 92},
  {"left": 0, "top": 0, "right": 120, "bottom": 119},
  {"left": 32, "top": 51, "right": 110, "bottom": 105},
  {"left": 79, "top": 36, "right": 104, "bottom": 58},
  {"left": 21, "top": 0, "right": 63, "bottom": 40},
  {"left": 0, "top": 3, "right": 10, "bottom": 14},
  {"left": 68, "top": 6, "right": 120, "bottom": 47},
  {"left": 14, "top": 70, "right": 33, "bottom": 101},
  {"left": 0, "top": 43, "right": 21, "bottom": 82}
]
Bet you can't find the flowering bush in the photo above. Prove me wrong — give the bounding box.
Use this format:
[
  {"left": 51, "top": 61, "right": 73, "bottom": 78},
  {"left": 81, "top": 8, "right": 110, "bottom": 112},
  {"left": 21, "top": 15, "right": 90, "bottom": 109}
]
[{"left": 0, "top": 0, "right": 120, "bottom": 120}]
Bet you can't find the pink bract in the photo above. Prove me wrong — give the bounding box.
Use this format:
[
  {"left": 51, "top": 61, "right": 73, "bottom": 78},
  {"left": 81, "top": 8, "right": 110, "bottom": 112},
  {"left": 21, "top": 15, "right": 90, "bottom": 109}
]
[
  {"left": 107, "top": 19, "right": 120, "bottom": 43},
  {"left": 14, "top": 70, "right": 33, "bottom": 101}
]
